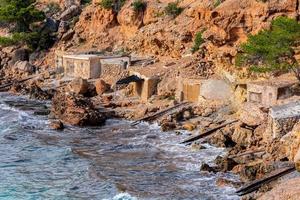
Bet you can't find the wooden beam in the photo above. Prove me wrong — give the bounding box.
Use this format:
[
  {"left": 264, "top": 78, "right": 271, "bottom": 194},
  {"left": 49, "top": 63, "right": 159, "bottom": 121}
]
[
  {"left": 180, "top": 119, "right": 238, "bottom": 144},
  {"left": 236, "top": 166, "right": 295, "bottom": 196},
  {"left": 131, "top": 102, "right": 190, "bottom": 126}
]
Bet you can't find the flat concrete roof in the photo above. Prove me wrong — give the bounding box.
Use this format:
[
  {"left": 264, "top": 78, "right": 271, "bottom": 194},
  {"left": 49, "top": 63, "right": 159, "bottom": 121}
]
[
  {"left": 62, "top": 54, "right": 100, "bottom": 60},
  {"left": 62, "top": 54, "right": 130, "bottom": 61},
  {"left": 248, "top": 77, "right": 298, "bottom": 88},
  {"left": 270, "top": 101, "right": 300, "bottom": 119}
]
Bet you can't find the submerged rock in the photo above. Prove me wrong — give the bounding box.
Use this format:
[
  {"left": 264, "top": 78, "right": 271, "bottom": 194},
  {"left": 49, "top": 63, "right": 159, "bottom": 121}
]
[
  {"left": 51, "top": 91, "right": 106, "bottom": 126},
  {"left": 50, "top": 120, "right": 64, "bottom": 130}
]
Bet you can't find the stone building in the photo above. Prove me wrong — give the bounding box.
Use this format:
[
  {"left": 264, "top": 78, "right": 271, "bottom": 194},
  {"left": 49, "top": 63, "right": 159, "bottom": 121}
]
[
  {"left": 176, "top": 78, "right": 233, "bottom": 103},
  {"left": 55, "top": 51, "right": 131, "bottom": 80},
  {"left": 247, "top": 79, "right": 298, "bottom": 108},
  {"left": 177, "top": 78, "right": 202, "bottom": 103},
  {"left": 62, "top": 54, "right": 101, "bottom": 79},
  {"left": 267, "top": 101, "right": 300, "bottom": 140},
  {"left": 130, "top": 71, "right": 160, "bottom": 102}
]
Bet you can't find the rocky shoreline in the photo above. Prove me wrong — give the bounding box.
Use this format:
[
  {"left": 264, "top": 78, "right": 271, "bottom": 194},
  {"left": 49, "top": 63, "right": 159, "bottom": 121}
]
[{"left": 1, "top": 66, "right": 299, "bottom": 200}]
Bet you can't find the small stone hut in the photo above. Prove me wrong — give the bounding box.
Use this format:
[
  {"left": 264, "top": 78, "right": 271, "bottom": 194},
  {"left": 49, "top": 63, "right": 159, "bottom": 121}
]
[
  {"left": 62, "top": 54, "right": 101, "bottom": 79},
  {"left": 55, "top": 51, "right": 131, "bottom": 80},
  {"left": 177, "top": 78, "right": 202, "bottom": 103},
  {"left": 267, "top": 101, "right": 300, "bottom": 140},
  {"left": 130, "top": 71, "right": 160, "bottom": 102},
  {"left": 176, "top": 78, "right": 233, "bottom": 103},
  {"left": 247, "top": 78, "right": 298, "bottom": 108}
]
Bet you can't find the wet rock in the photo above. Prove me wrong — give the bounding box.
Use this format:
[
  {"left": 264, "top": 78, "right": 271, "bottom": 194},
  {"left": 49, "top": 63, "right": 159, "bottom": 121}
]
[
  {"left": 191, "top": 142, "right": 206, "bottom": 151},
  {"left": 9, "top": 82, "right": 29, "bottom": 95},
  {"left": 161, "top": 121, "right": 176, "bottom": 132},
  {"left": 28, "top": 83, "right": 53, "bottom": 100},
  {"left": 206, "top": 129, "right": 235, "bottom": 148},
  {"left": 94, "top": 79, "right": 111, "bottom": 95},
  {"left": 200, "top": 163, "right": 217, "bottom": 173},
  {"left": 232, "top": 126, "right": 253, "bottom": 148},
  {"left": 215, "top": 156, "right": 238, "bottom": 172},
  {"left": 51, "top": 91, "right": 106, "bottom": 126},
  {"left": 216, "top": 178, "right": 242, "bottom": 188},
  {"left": 239, "top": 103, "right": 267, "bottom": 127},
  {"left": 34, "top": 109, "right": 50, "bottom": 116},
  {"left": 68, "top": 78, "right": 89, "bottom": 95},
  {"left": 50, "top": 120, "right": 64, "bottom": 130}
]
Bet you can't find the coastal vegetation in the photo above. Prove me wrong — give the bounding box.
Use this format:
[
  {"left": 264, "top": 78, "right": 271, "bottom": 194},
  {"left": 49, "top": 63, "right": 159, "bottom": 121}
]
[
  {"left": 191, "top": 31, "right": 204, "bottom": 53},
  {"left": 164, "top": 2, "right": 183, "bottom": 17},
  {"left": 0, "top": 0, "right": 54, "bottom": 49},
  {"left": 236, "top": 17, "right": 300, "bottom": 80},
  {"left": 132, "top": 0, "right": 146, "bottom": 12}
]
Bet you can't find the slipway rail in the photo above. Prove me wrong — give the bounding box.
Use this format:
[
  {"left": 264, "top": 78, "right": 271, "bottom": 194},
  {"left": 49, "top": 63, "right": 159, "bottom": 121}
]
[
  {"left": 180, "top": 119, "right": 238, "bottom": 144},
  {"left": 236, "top": 166, "right": 295, "bottom": 196},
  {"left": 131, "top": 102, "right": 190, "bottom": 126}
]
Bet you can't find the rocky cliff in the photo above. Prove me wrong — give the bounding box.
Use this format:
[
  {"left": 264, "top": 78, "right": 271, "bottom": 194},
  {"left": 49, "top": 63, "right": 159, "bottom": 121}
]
[{"left": 33, "top": 0, "right": 300, "bottom": 82}]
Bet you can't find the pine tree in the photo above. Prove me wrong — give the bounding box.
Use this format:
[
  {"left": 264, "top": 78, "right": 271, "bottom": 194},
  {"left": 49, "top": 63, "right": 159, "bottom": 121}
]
[
  {"left": 236, "top": 17, "right": 300, "bottom": 81},
  {"left": 0, "top": 0, "right": 47, "bottom": 49}
]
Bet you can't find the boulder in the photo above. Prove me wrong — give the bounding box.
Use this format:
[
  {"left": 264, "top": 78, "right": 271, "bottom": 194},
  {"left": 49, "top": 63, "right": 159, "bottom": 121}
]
[
  {"left": 94, "top": 79, "right": 110, "bottom": 95},
  {"left": 13, "top": 61, "right": 35, "bottom": 73},
  {"left": 59, "top": 5, "right": 81, "bottom": 21},
  {"left": 183, "top": 122, "right": 196, "bottom": 131},
  {"left": 232, "top": 125, "right": 253, "bottom": 147},
  {"left": 44, "top": 18, "right": 59, "bottom": 33},
  {"left": 68, "top": 78, "right": 89, "bottom": 95},
  {"left": 200, "top": 79, "right": 232, "bottom": 101},
  {"left": 51, "top": 91, "right": 106, "bottom": 126},
  {"left": 239, "top": 102, "right": 267, "bottom": 126},
  {"left": 280, "top": 122, "right": 300, "bottom": 161},
  {"left": 161, "top": 121, "right": 176, "bottom": 132}
]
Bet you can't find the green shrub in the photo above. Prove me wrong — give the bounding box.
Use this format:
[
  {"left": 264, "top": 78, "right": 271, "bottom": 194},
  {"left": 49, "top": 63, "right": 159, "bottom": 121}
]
[
  {"left": 99, "top": 0, "right": 114, "bottom": 9},
  {"left": 191, "top": 31, "right": 204, "bottom": 53},
  {"left": 132, "top": 0, "right": 146, "bottom": 12},
  {"left": 164, "top": 2, "right": 183, "bottom": 17},
  {"left": 236, "top": 16, "right": 300, "bottom": 80},
  {"left": 214, "top": 0, "right": 221, "bottom": 8},
  {"left": 0, "top": 0, "right": 55, "bottom": 50},
  {"left": 81, "top": 0, "right": 92, "bottom": 5},
  {"left": 0, "top": 0, "right": 45, "bottom": 32},
  {"left": 99, "top": 0, "right": 126, "bottom": 11},
  {"left": 0, "top": 36, "right": 16, "bottom": 47}
]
